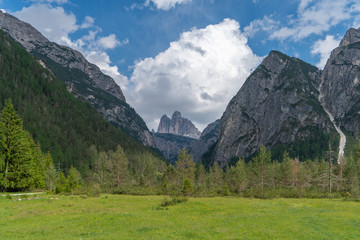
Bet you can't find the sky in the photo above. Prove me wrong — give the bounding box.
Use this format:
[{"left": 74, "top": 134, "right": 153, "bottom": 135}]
[{"left": 1, "top": 0, "right": 360, "bottom": 131}]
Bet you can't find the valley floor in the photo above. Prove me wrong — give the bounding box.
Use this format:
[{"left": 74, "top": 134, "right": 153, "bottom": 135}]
[{"left": 1, "top": 194, "right": 359, "bottom": 239}]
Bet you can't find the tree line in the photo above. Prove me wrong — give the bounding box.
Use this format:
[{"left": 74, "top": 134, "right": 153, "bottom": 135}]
[
  {"left": 0, "top": 100, "right": 55, "bottom": 192},
  {"left": 0, "top": 29, "right": 164, "bottom": 176},
  {"left": 78, "top": 144, "right": 360, "bottom": 199},
  {"left": 2, "top": 98, "right": 360, "bottom": 199}
]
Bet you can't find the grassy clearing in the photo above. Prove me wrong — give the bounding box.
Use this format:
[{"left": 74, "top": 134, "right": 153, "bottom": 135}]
[{"left": 1, "top": 194, "right": 359, "bottom": 239}]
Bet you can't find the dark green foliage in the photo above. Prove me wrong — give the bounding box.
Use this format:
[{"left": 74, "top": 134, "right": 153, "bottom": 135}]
[
  {"left": 0, "top": 100, "right": 33, "bottom": 191},
  {"left": 153, "top": 133, "right": 194, "bottom": 164},
  {"left": 182, "top": 178, "right": 192, "bottom": 196},
  {"left": 271, "top": 126, "right": 339, "bottom": 162},
  {"left": 0, "top": 100, "right": 54, "bottom": 192},
  {"left": 86, "top": 144, "right": 166, "bottom": 193},
  {"left": 160, "top": 196, "right": 188, "bottom": 207},
  {"left": 31, "top": 50, "right": 148, "bottom": 142},
  {"left": 0, "top": 30, "right": 164, "bottom": 174},
  {"left": 176, "top": 147, "right": 195, "bottom": 184},
  {"left": 66, "top": 166, "right": 83, "bottom": 192}
]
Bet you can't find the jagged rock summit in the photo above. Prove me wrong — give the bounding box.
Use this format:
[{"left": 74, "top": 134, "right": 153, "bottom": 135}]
[
  {"left": 213, "top": 51, "right": 338, "bottom": 167},
  {"left": 157, "top": 111, "right": 201, "bottom": 139},
  {"left": 0, "top": 12, "right": 154, "bottom": 147},
  {"left": 212, "top": 27, "right": 360, "bottom": 167},
  {"left": 153, "top": 118, "right": 219, "bottom": 164}
]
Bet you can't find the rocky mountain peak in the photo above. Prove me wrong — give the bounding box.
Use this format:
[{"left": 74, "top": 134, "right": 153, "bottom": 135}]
[
  {"left": 339, "top": 27, "right": 360, "bottom": 47},
  {"left": 153, "top": 119, "right": 219, "bottom": 164},
  {"left": 0, "top": 12, "right": 155, "bottom": 147},
  {"left": 0, "top": 12, "right": 48, "bottom": 51},
  {"left": 213, "top": 50, "right": 334, "bottom": 167},
  {"left": 261, "top": 50, "right": 291, "bottom": 73},
  {"left": 172, "top": 111, "right": 182, "bottom": 120},
  {"left": 157, "top": 111, "right": 201, "bottom": 139},
  {"left": 319, "top": 25, "right": 360, "bottom": 144}
]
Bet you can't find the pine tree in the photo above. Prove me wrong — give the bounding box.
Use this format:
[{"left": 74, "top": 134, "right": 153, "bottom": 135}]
[
  {"left": 0, "top": 99, "right": 33, "bottom": 192},
  {"left": 45, "top": 160, "right": 57, "bottom": 192},
  {"left": 281, "top": 151, "right": 295, "bottom": 187},
  {"left": 182, "top": 178, "right": 192, "bottom": 196},
  {"left": 176, "top": 147, "right": 196, "bottom": 184},
  {"left": 56, "top": 171, "right": 67, "bottom": 193},
  {"left": 66, "top": 166, "right": 83, "bottom": 192},
  {"left": 252, "top": 145, "right": 271, "bottom": 194},
  {"left": 343, "top": 154, "right": 359, "bottom": 196},
  {"left": 162, "top": 164, "right": 177, "bottom": 194},
  {"left": 111, "top": 145, "right": 129, "bottom": 188},
  {"left": 231, "top": 158, "right": 248, "bottom": 193},
  {"left": 195, "top": 163, "right": 206, "bottom": 192},
  {"left": 144, "top": 161, "right": 156, "bottom": 187}
]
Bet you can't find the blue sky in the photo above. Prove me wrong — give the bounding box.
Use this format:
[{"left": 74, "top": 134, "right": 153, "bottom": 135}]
[{"left": 1, "top": 0, "right": 360, "bottom": 131}]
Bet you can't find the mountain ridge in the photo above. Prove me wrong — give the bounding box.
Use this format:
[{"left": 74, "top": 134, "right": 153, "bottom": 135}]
[
  {"left": 0, "top": 12, "right": 154, "bottom": 147},
  {"left": 157, "top": 111, "right": 201, "bottom": 139},
  {"left": 0, "top": 29, "right": 164, "bottom": 172},
  {"left": 212, "top": 50, "right": 338, "bottom": 166}
]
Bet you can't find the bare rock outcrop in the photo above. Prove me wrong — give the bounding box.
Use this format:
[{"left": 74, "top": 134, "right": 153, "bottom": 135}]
[{"left": 0, "top": 12, "right": 154, "bottom": 147}]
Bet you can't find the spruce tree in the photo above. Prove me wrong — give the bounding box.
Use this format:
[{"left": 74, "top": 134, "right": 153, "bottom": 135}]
[
  {"left": 66, "top": 166, "right": 83, "bottom": 192},
  {"left": 0, "top": 99, "right": 33, "bottom": 192},
  {"left": 195, "top": 163, "right": 206, "bottom": 192},
  {"left": 230, "top": 158, "right": 248, "bottom": 193},
  {"left": 281, "top": 151, "right": 295, "bottom": 187},
  {"left": 176, "top": 147, "right": 196, "bottom": 184},
  {"left": 111, "top": 145, "right": 129, "bottom": 188},
  {"left": 252, "top": 145, "right": 271, "bottom": 194}
]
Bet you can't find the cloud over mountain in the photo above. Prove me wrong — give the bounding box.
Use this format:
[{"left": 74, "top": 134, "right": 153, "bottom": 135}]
[
  {"left": 13, "top": 4, "right": 129, "bottom": 88},
  {"left": 128, "top": 19, "right": 262, "bottom": 130}
]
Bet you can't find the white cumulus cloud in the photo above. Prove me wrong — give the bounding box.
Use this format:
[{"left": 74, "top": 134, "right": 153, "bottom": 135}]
[
  {"left": 87, "top": 51, "right": 129, "bottom": 89},
  {"left": 311, "top": 35, "right": 341, "bottom": 69},
  {"left": 243, "top": 15, "right": 279, "bottom": 38},
  {"left": 13, "top": 4, "right": 129, "bottom": 89},
  {"left": 245, "top": 0, "right": 360, "bottom": 42},
  {"left": 80, "top": 16, "right": 94, "bottom": 29},
  {"left": 128, "top": 18, "right": 262, "bottom": 131},
  {"left": 14, "top": 4, "right": 78, "bottom": 45},
  {"left": 144, "top": 0, "right": 191, "bottom": 10},
  {"left": 98, "top": 34, "right": 120, "bottom": 49},
  {"left": 270, "top": 0, "right": 356, "bottom": 41}
]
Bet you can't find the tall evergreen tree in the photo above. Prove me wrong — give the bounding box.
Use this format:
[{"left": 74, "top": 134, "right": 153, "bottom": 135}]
[
  {"left": 176, "top": 147, "right": 196, "bottom": 184},
  {"left": 252, "top": 145, "right": 271, "bottom": 194},
  {"left": 281, "top": 151, "right": 295, "bottom": 187},
  {"left": 111, "top": 145, "right": 129, "bottom": 188},
  {"left": 228, "top": 158, "right": 248, "bottom": 193},
  {"left": 0, "top": 100, "right": 33, "bottom": 192}
]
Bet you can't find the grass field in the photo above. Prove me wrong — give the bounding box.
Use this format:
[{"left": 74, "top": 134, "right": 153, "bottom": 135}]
[{"left": 1, "top": 194, "right": 360, "bottom": 239}]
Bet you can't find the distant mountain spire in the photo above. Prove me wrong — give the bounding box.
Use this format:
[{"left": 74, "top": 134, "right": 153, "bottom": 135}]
[{"left": 157, "top": 111, "right": 201, "bottom": 139}]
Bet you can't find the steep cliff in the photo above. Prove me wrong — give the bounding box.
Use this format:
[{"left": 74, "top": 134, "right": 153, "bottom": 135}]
[
  {"left": 190, "top": 120, "right": 219, "bottom": 163},
  {"left": 157, "top": 111, "right": 201, "bottom": 139},
  {"left": 0, "top": 12, "right": 154, "bottom": 147},
  {"left": 320, "top": 27, "right": 360, "bottom": 135},
  {"left": 213, "top": 51, "right": 337, "bottom": 166}
]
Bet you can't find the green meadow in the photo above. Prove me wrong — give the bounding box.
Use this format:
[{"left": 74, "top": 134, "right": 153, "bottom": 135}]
[{"left": 1, "top": 194, "right": 360, "bottom": 240}]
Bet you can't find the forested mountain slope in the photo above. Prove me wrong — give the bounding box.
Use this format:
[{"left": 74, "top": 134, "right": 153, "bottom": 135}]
[
  {"left": 0, "top": 30, "right": 164, "bottom": 174},
  {"left": 0, "top": 12, "right": 154, "bottom": 147}
]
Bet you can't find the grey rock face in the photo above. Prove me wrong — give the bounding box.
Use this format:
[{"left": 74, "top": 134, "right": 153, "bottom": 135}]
[
  {"left": 339, "top": 28, "right": 360, "bottom": 47},
  {"left": 157, "top": 111, "right": 201, "bottom": 139},
  {"left": 189, "top": 120, "right": 219, "bottom": 162},
  {"left": 153, "top": 133, "right": 194, "bottom": 164},
  {"left": 321, "top": 27, "right": 360, "bottom": 135},
  {"left": 213, "top": 51, "right": 335, "bottom": 167},
  {"left": 153, "top": 119, "right": 219, "bottom": 163},
  {"left": 0, "top": 12, "right": 154, "bottom": 147}
]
